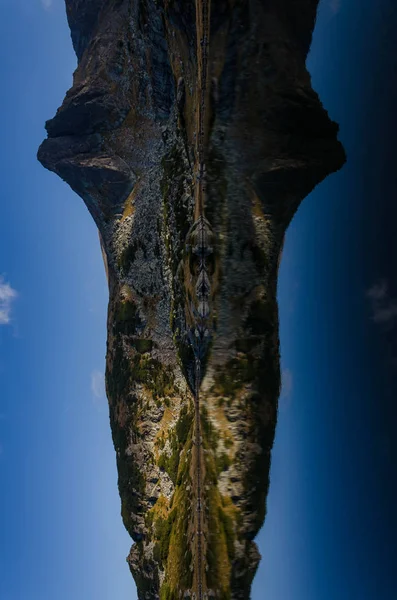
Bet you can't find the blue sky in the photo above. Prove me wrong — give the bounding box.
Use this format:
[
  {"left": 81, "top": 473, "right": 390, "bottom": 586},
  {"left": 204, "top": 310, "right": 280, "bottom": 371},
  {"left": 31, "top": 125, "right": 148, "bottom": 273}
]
[
  {"left": 1, "top": 1, "right": 396, "bottom": 599},
  {"left": 0, "top": 1, "right": 133, "bottom": 598}
]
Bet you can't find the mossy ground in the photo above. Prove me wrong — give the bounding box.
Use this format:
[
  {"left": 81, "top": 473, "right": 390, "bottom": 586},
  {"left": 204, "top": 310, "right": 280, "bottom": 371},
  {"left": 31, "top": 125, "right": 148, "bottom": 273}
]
[
  {"left": 202, "top": 434, "right": 239, "bottom": 600},
  {"left": 133, "top": 402, "right": 195, "bottom": 600},
  {"left": 105, "top": 165, "right": 281, "bottom": 596},
  {"left": 156, "top": 404, "right": 192, "bottom": 482},
  {"left": 157, "top": 408, "right": 194, "bottom": 599}
]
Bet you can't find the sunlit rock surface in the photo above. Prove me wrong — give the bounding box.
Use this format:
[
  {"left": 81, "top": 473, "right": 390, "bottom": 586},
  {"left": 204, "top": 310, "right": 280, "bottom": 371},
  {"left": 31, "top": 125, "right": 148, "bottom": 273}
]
[{"left": 38, "top": 1, "right": 345, "bottom": 598}]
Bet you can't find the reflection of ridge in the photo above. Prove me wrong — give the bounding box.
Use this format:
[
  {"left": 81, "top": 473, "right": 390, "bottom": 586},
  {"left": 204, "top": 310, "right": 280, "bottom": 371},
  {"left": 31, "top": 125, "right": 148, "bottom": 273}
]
[
  {"left": 194, "top": 357, "right": 203, "bottom": 600},
  {"left": 189, "top": 1, "right": 211, "bottom": 597},
  {"left": 186, "top": 214, "right": 214, "bottom": 363}
]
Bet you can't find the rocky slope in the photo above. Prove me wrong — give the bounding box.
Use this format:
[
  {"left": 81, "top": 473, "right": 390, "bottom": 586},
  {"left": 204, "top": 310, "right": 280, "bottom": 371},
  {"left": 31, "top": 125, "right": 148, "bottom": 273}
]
[{"left": 38, "top": 1, "right": 345, "bottom": 598}]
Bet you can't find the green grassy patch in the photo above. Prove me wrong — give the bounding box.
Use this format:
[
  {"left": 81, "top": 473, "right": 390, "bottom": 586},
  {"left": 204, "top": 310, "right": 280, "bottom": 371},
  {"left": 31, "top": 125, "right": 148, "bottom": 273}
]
[
  {"left": 129, "top": 355, "right": 174, "bottom": 400},
  {"left": 216, "top": 452, "right": 232, "bottom": 475},
  {"left": 157, "top": 405, "right": 193, "bottom": 484},
  {"left": 213, "top": 356, "right": 257, "bottom": 397},
  {"left": 113, "top": 299, "right": 142, "bottom": 336}
]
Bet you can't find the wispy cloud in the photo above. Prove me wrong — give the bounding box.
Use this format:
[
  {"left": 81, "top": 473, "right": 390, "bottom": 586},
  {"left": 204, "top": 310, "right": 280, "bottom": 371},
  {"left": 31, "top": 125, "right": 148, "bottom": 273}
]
[
  {"left": 367, "top": 280, "right": 388, "bottom": 302},
  {"left": 366, "top": 279, "right": 397, "bottom": 325},
  {"left": 280, "top": 368, "right": 293, "bottom": 412},
  {"left": 91, "top": 369, "right": 105, "bottom": 402},
  {"left": 41, "top": 0, "right": 53, "bottom": 9},
  {"left": 0, "top": 277, "right": 17, "bottom": 325},
  {"left": 367, "top": 279, "right": 397, "bottom": 371},
  {"left": 329, "top": 0, "right": 341, "bottom": 15}
]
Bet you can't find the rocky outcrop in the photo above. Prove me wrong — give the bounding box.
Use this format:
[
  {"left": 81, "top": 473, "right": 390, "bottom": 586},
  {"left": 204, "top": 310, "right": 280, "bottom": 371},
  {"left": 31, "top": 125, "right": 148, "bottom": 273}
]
[{"left": 38, "top": 1, "right": 345, "bottom": 599}]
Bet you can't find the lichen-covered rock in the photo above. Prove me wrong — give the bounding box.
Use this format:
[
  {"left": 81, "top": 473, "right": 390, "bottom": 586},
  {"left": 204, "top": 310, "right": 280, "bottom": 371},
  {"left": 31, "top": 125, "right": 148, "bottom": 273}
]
[{"left": 38, "top": 1, "right": 345, "bottom": 599}]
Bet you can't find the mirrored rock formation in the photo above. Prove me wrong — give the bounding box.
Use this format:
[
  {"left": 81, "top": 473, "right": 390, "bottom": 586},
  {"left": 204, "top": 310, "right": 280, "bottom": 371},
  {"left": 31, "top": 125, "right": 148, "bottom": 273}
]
[{"left": 38, "top": 1, "right": 345, "bottom": 598}]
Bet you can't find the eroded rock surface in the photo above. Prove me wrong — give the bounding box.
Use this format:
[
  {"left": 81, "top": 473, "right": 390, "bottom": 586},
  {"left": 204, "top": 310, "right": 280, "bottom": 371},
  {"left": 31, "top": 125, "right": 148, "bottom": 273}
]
[{"left": 38, "top": 1, "right": 345, "bottom": 598}]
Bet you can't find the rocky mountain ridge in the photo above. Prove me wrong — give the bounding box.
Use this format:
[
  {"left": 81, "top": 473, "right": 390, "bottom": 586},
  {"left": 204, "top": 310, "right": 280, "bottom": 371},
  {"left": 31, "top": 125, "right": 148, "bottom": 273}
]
[{"left": 38, "top": 1, "right": 345, "bottom": 598}]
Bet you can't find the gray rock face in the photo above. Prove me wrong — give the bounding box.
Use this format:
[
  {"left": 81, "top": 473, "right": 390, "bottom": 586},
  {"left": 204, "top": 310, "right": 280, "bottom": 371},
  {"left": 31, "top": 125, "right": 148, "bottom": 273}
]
[
  {"left": 38, "top": 1, "right": 345, "bottom": 599},
  {"left": 66, "top": 0, "right": 106, "bottom": 60}
]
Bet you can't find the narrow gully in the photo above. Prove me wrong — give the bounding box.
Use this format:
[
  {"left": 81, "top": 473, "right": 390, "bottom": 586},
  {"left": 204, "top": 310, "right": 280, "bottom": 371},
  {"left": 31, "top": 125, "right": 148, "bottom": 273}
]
[{"left": 191, "top": 1, "right": 210, "bottom": 598}]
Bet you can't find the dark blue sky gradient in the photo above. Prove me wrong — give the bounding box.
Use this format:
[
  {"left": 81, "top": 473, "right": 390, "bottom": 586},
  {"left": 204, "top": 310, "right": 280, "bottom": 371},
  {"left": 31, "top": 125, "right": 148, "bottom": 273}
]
[
  {"left": 254, "top": 1, "right": 397, "bottom": 598},
  {"left": 1, "top": 1, "right": 396, "bottom": 599}
]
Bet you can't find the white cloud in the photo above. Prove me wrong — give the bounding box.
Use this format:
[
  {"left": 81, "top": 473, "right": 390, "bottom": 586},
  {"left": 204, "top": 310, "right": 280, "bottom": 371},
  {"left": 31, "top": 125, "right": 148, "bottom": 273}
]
[
  {"left": 41, "top": 0, "right": 52, "bottom": 9},
  {"left": 91, "top": 369, "right": 105, "bottom": 401},
  {"left": 0, "top": 277, "right": 17, "bottom": 325},
  {"left": 366, "top": 280, "right": 397, "bottom": 325}
]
